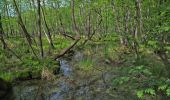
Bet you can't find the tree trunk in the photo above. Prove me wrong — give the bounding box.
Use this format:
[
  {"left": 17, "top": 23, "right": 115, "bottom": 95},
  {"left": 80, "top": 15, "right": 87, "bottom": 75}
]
[
  {"left": 71, "top": 0, "right": 80, "bottom": 38},
  {"left": 54, "top": 0, "right": 81, "bottom": 59},
  {"left": 12, "top": 0, "right": 38, "bottom": 58},
  {"left": 37, "top": 0, "right": 44, "bottom": 58},
  {"left": 135, "top": 0, "right": 142, "bottom": 39},
  {"left": 41, "top": 6, "right": 54, "bottom": 49},
  {"left": 0, "top": 15, "right": 7, "bottom": 49}
]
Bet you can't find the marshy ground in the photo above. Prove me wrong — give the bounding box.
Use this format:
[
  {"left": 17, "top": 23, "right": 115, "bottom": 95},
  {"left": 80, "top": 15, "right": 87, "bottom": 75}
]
[{"left": 1, "top": 35, "right": 169, "bottom": 100}]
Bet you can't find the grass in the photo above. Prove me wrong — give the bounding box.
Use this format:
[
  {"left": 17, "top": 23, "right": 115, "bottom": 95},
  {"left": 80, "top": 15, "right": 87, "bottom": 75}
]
[{"left": 77, "top": 57, "right": 94, "bottom": 71}]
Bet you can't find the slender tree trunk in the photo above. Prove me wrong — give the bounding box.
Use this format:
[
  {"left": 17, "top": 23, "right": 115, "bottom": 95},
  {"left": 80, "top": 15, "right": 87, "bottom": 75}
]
[
  {"left": 135, "top": 0, "right": 142, "bottom": 39},
  {"left": 37, "top": 0, "right": 44, "bottom": 58},
  {"left": 87, "top": 0, "right": 91, "bottom": 39},
  {"left": 0, "top": 14, "right": 23, "bottom": 61},
  {"left": 41, "top": 6, "right": 54, "bottom": 49},
  {"left": 54, "top": 0, "right": 81, "bottom": 59},
  {"left": 71, "top": 0, "right": 80, "bottom": 38},
  {"left": 13, "top": 0, "right": 38, "bottom": 58},
  {"left": 111, "top": 1, "right": 124, "bottom": 45},
  {"left": 55, "top": 2, "right": 75, "bottom": 40},
  {"left": 132, "top": 0, "right": 142, "bottom": 60},
  {"left": 123, "top": 4, "right": 130, "bottom": 46},
  {"left": 4, "top": 0, "right": 14, "bottom": 37},
  {"left": 0, "top": 15, "right": 7, "bottom": 49},
  {"left": 105, "top": 2, "right": 108, "bottom": 34}
]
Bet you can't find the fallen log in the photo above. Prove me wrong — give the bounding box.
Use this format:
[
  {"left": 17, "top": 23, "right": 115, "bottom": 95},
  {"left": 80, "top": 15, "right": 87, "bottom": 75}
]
[{"left": 54, "top": 35, "right": 80, "bottom": 60}]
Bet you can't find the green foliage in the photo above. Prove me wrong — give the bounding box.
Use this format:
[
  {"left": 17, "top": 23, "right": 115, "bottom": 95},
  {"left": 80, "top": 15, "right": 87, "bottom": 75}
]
[
  {"left": 128, "top": 65, "right": 152, "bottom": 76},
  {"left": 147, "top": 40, "right": 158, "bottom": 49},
  {"left": 0, "top": 71, "right": 13, "bottom": 81},
  {"left": 112, "top": 63, "right": 170, "bottom": 99},
  {"left": 144, "top": 88, "right": 156, "bottom": 95},
  {"left": 136, "top": 90, "right": 144, "bottom": 98},
  {"left": 53, "top": 36, "right": 71, "bottom": 50},
  {"left": 0, "top": 38, "right": 59, "bottom": 81},
  {"left": 136, "top": 88, "right": 156, "bottom": 98},
  {"left": 103, "top": 32, "right": 118, "bottom": 41},
  {"left": 112, "top": 76, "right": 130, "bottom": 85},
  {"left": 158, "top": 84, "right": 168, "bottom": 91},
  {"left": 0, "top": 0, "right": 170, "bottom": 99},
  {"left": 77, "top": 57, "right": 94, "bottom": 71},
  {"left": 166, "top": 88, "right": 170, "bottom": 96}
]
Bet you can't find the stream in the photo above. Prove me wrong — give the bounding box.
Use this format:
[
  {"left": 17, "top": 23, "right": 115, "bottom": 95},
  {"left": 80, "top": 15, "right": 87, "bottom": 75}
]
[
  {"left": 13, "top": 59, "right": 75, "bottom": 100},
  {"left": 12, "top": 52, "right": 137, "bottom": 100}
]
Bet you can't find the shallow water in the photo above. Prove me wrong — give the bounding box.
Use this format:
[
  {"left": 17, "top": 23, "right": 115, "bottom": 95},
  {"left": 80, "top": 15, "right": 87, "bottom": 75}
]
[
  {"left": 12, "top": 52, "right": 137, "bottom": 100},
  {"left": 59, "top": 60, "right": 72, "bottom": 76},
  {"left": 13, "top": 59, "right": 74, "bottom": 100}
]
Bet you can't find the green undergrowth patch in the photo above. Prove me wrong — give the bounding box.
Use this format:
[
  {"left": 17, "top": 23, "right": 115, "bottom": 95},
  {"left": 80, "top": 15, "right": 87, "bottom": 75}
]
[
  {"left": 76, "top": 57, "right": 94, "bottom": 71},
  {"left": 0, "top": 36, "right": 72, "bottom": 81},
  {"left": 81, "top": 36, "right": 119, "bottom": 60},
  {"left": 0, "top": 46, "right": 59, "bottom": 81},
  {"left": 5, "top": 35, "right": 71, "bottom": 56},
  {"left": 111, "top": 51, "right": 170, "bottom": 99},
  {"left": 53, "top": 35, "right": 71, "bottom": 49},
  {"left": 0, "top": 58, "right": 59, "bottom": 81}
]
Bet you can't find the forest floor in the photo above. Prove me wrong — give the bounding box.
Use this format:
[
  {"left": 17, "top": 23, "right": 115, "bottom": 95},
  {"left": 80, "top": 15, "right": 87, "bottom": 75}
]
[{"left": 0, "top": 35, "right": 169, "bottom": 100}]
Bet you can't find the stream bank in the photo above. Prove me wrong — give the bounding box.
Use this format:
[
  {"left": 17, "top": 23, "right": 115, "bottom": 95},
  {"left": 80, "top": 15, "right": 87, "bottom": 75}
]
[{"left": 11, "top": 49, "right": 138, "bottom": 100}]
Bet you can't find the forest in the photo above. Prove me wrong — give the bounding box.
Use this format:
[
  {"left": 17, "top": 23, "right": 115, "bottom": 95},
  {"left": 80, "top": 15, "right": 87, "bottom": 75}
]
[{"left": 0, "top": 0, "right": 170, "bottom": 100}]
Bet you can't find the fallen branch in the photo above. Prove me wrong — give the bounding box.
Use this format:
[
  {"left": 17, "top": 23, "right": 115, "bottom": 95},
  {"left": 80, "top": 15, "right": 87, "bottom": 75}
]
[
  {"left": 54, "top": 35, "right": 80, "bottom": 60},
  {"left": 59, "top": 31, "right": 75, "bottom": 40}
]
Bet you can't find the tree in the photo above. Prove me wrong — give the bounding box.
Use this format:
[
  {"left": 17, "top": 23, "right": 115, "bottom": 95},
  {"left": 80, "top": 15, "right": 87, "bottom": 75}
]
[
  {"left": 37, "top": 0, "right": 44, "bottom": 57},
  {"left": 0, "top": 15, "right": 7, "bottom": 50},
  {"left": 41, "top": 3, "right": 54, "bottom": 49},
  {"left": 12, "top": 0, "right": 37, "bottom": 58}
]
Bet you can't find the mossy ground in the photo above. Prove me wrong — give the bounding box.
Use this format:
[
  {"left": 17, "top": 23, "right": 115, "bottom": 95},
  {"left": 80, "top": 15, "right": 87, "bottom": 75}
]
[
  {"left": 1, "top": 34, "right": 170, "bottom": 99},
  {"left": 0, "top": 35, "right": 71, "bottom": 81}
]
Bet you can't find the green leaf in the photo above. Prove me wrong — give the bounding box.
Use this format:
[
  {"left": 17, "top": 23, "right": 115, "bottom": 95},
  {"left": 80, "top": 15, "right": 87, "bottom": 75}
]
[
  {"left": 144, "top": 88, "right": 156, "bottom": 95},
  {"left": 136, "top": 65, "right": 144, "bottom": 70},
  {"left": 137, "top": 90, "right": 144, "bottom": 98},
  {"left": 166, "top": 88, "right": 170, "bottom": 96},
  {"left": 142, "top": 69, "right": 152, "bottom": 75},
  {"left": 158, "top": 85, "right": 168, "bottom": 91}
]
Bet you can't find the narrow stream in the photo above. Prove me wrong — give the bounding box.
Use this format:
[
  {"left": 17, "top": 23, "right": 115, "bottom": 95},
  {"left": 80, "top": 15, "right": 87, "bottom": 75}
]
[
  {"left": 12, "top": 52, "right": 137, "bottom": 100},
  {"left": 48, "top": 59, "right": 74, "bottom": 100},
  {"left": 58, "top": 60, "right": 72, "bottom": 76},
  {"left": 13, "top": 59, "right": 74, "bottom": 100}
]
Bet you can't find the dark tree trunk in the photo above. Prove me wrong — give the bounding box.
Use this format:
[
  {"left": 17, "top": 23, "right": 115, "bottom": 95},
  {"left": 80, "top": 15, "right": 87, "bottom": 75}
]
[
  {"left": 37, "top": 0, "right": 44, "bottom": 58},
  {"left": 0, "top": 15, "right": 7, "bottom": 50},
  {"left": 13, "top": 0, "right": 38, "bottom": 58}
]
